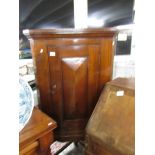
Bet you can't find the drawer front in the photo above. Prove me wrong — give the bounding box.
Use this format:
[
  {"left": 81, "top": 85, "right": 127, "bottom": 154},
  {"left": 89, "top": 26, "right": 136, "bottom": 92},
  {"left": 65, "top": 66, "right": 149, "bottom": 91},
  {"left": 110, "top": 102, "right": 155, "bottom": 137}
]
[{"left": 20, "top": 141, "right": 39, "bottom": 155}]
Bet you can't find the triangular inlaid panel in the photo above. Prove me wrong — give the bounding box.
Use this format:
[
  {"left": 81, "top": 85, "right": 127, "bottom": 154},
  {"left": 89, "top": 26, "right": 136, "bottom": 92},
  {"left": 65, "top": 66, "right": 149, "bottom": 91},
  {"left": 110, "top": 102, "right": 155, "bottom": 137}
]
[
  {"left": 62, "top": 57, "right": 87, "bottom": 71},
  {"left": 61, "top": 57, "right": 88, "bottom": 119}
]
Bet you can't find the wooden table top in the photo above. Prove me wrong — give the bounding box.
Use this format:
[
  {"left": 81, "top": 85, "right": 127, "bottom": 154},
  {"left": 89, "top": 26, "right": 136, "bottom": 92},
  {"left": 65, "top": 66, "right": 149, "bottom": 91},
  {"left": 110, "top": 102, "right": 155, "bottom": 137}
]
[{"left": 19, "top": 107, "right": 57, "bottom": 148}]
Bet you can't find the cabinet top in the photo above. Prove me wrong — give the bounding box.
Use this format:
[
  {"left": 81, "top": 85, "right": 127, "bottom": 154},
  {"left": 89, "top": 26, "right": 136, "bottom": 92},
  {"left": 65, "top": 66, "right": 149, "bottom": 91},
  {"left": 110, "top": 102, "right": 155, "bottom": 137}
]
[
  {"left": 107, "top": 77, "right": 135, "bottom": 91},
  {"left": 23, "top": 28, "right": 117, "bottom": 39},
  {"left": 19, "top": 108, "right": 57, "bottom": 147}
]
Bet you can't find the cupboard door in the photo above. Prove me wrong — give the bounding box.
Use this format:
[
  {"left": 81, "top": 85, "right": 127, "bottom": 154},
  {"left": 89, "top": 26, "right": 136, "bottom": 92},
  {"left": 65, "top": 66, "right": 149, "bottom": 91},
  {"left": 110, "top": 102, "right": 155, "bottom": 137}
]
[{"left": 48, "top": 44, "right": 100, "bottom": 140}]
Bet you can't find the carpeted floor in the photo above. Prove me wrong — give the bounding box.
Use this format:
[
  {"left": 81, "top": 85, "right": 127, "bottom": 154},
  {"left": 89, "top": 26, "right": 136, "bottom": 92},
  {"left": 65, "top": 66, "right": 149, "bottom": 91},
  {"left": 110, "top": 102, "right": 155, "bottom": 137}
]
[{"left": 50, "top": 141, "right": 85, "bottom": 155}]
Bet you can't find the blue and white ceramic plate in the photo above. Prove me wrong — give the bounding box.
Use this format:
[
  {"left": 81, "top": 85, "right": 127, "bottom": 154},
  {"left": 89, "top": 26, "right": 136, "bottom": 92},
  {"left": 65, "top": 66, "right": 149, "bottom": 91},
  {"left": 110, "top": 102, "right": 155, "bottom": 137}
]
[{"left": 19, "top": 77, "right": 34, "bottom": 132}]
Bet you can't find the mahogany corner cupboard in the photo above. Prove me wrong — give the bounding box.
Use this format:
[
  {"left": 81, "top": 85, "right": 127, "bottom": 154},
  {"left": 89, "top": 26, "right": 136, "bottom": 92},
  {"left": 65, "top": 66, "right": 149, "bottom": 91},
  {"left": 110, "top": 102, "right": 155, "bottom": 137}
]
[{"left": 23, "top": 28, "right": 117, "bottom": 141}]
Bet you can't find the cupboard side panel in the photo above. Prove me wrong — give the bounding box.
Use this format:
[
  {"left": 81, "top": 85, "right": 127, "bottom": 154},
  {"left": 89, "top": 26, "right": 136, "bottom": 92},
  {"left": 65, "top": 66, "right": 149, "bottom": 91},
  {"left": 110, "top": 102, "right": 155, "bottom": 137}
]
[
  {"left": 99, "top": 38, "right": 114, "bottom": 92},
  {"left": 29, "top": 39, "right": 52, "bottom": 116},
  {"left": 87, "top": 45, "right": 100, "bottom": 115},
  {"left": 47, "top": 47, "right": 63, "bottom": 123}
]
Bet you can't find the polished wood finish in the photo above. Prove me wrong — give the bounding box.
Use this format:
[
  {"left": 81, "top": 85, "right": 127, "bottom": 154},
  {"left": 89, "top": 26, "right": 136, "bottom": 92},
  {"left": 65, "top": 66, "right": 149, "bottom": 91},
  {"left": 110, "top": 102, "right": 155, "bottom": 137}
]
[
  {"left": 24, "top": 28, "right": 116, "bottom": 141},
  {"left": 19, "top": 108, "right": 57, "bottom": 155},
  {"left": 23, "top": 28, "right": 117, "bottom": 39},
  {"left": 85, "top": 78, "right": 135, "bottom": 155}
]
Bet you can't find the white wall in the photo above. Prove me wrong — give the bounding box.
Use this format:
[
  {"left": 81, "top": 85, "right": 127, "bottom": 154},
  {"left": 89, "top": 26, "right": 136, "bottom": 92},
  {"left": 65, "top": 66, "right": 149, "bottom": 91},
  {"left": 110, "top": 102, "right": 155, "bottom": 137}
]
[{"left": 112, "top": 25, "right": 135, "bottom": 79}]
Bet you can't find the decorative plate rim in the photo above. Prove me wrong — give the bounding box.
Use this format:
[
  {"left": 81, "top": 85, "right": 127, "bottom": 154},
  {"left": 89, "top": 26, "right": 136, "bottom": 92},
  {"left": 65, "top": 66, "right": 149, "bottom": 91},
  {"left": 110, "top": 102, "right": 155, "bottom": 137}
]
[{"left": 19, "top": 76, "right": 34, "bottom": 132}]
